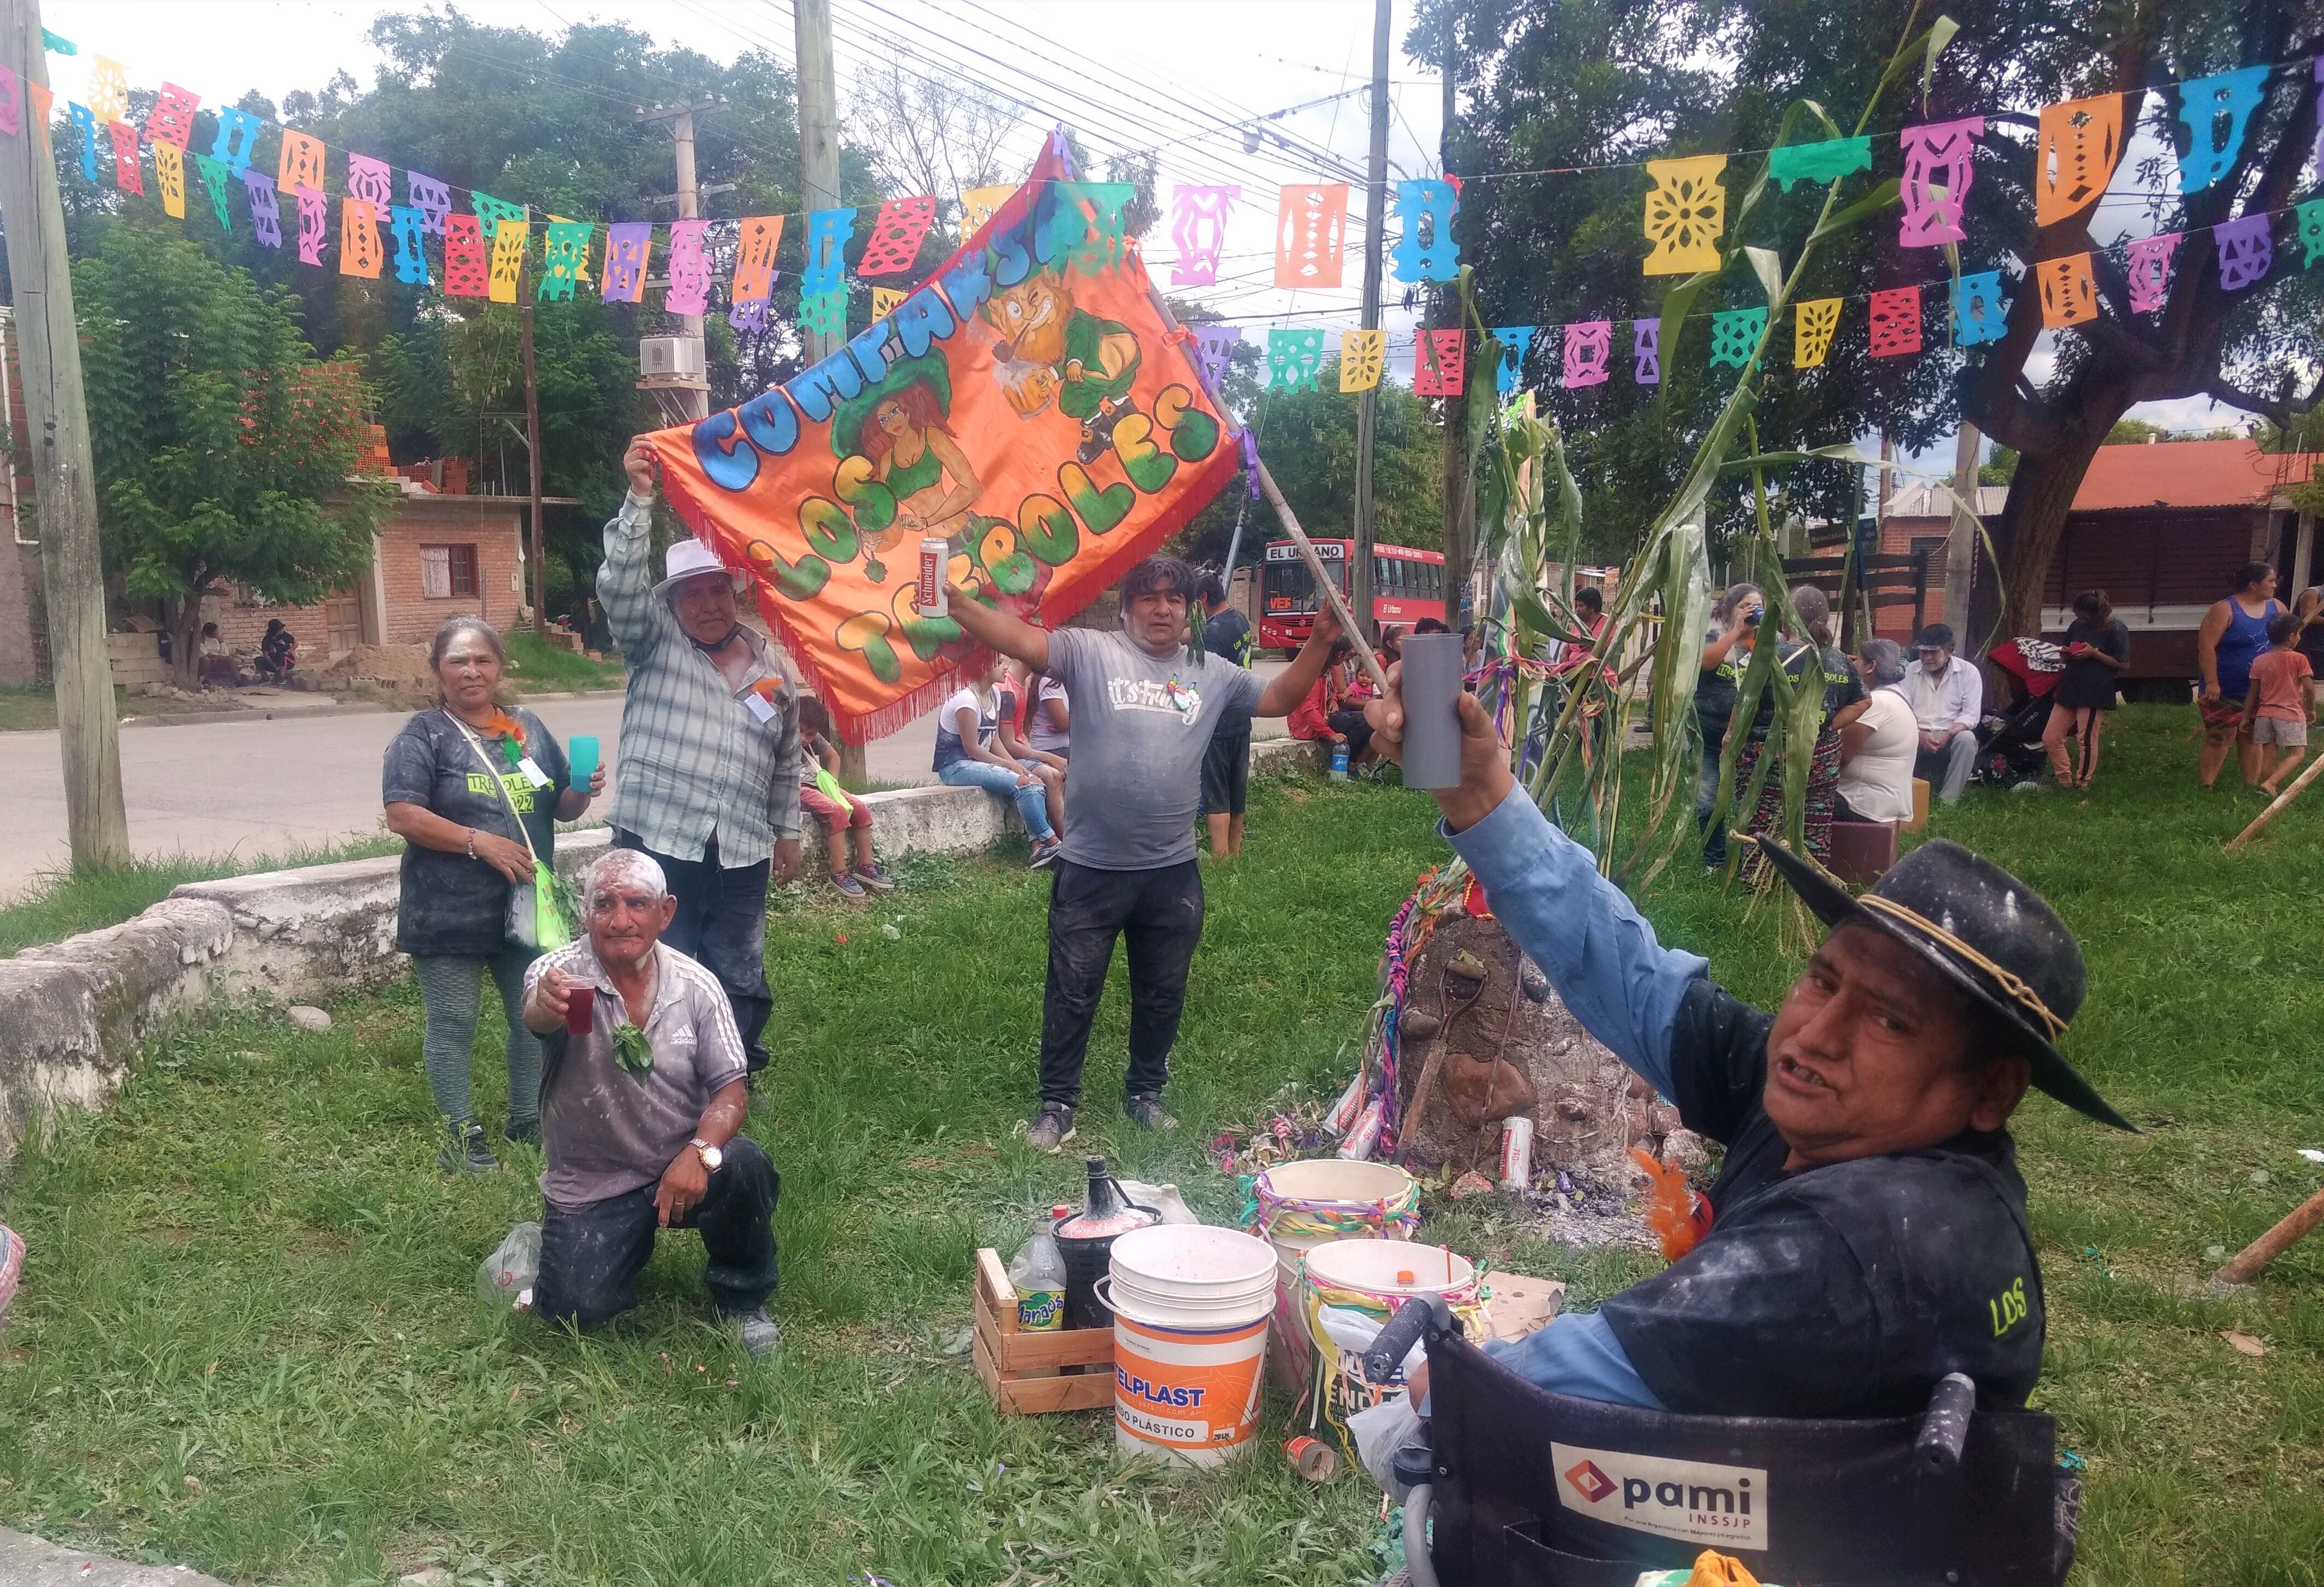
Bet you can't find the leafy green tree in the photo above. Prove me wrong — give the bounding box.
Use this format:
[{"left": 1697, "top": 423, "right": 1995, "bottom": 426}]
[{"left": 75, "top": 221, "right": 387, "bottom": 687}]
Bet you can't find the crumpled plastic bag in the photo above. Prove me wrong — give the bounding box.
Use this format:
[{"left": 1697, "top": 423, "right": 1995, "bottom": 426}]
[
  {"left": 1349, "top": 1391, "right": 1424, "bottom": 1501},
  {"left": 478, "top": 1221, "right": 541, "bottom": 1310},
  {"left": 1118, "top": 1180, "right": 1199, "bottom": 1225},
  {"left": 1316, "top": 1302, "right": 1426, "bottom": 1380}
]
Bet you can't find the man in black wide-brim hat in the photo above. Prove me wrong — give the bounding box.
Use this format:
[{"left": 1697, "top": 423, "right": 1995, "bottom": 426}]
[{"left": 1367, "top": 680, "right": 2135, "bottom": 1420}]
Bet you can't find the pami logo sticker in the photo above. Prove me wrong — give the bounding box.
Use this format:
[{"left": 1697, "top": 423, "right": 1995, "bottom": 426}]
[{"left": 1549, "top": 1443, "right": 1768, "bottom": 1551}]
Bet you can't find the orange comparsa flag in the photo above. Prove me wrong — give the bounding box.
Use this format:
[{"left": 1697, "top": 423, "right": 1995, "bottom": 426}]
[{"left": 643, "top": 148, "right": 1237, "bottom": 742}]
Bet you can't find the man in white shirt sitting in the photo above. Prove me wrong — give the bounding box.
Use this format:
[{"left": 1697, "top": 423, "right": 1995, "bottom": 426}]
[
  {"left": 1836, "top": 638, "right": 1919, "bottom": 824},
  {"left": 1899, "top": 624, "right": 1983, "bottom": 806}
]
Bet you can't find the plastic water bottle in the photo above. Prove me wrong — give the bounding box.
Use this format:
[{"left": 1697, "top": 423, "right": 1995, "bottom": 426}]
[
  {"left": 1009, "top": 1208, "right": 1069, "bottom": 1331},
  {"left": 1330, "top": 742, "right": 1351, "bottom": 779}
]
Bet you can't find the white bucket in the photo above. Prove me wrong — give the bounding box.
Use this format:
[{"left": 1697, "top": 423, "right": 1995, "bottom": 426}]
[
  {"left": 1300, "top": 1238, "right": 1482, "bottom": 1426},
  {"left": 1104, "top": 1225, "right": 1277, "bottom": 1468},
  {"left": 1251, "top": 1158, "right": 1421, "bottom": 1295}
]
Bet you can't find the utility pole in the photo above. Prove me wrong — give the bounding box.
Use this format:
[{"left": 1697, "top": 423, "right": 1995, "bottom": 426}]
[
  {"left": 637, "top": 98, "right": 725, "bottom": 425},
  {"left": 1945, "top": 422, "right": 1981, "bottom": 640},
  {"left": 0, "top": 0, "right": 127, "bottom": 868},
  {"left": 1348, "top": 0, "right": 1390, "bottom": 646},
  {"left": 521, "top": 277, "right": 545, "bottom": 628},
  {"left": 1434, "top": 11, "right": 1472, "bottom": 629}
]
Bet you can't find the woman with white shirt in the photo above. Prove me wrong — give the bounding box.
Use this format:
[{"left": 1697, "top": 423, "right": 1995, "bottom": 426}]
[
  {"left": 1835, "top": 638, "right": 1920, "bottom": 824},
  {"left": 934, "top": 657, "right": 1062, "bottom": 868}
]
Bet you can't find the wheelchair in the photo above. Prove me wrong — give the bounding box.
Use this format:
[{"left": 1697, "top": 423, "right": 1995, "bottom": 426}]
[{"left": 1366, "top": 1299, "right": 2081, "bottom": 1587}]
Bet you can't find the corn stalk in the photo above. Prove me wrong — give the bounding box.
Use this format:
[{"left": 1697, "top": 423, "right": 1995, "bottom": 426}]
[{"left": 1462, "top": 8, "right": 1973, "bottom": 892}]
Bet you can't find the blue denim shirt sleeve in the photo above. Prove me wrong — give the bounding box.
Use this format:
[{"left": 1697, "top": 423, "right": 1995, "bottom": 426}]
[
  {"left": 1480, "top": 1312, "right": 1667, "bottom": 1408},
  {"left": 1442, "top": 784, "right": 1706, "bottom": 1098}
]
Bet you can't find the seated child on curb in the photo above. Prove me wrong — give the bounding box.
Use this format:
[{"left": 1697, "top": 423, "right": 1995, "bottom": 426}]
[
  {"left": 798, "top": 696, "right": 896, "bottom": 903},
  {"left": 997, "top": 659, "right": 1067, "bottom": 839},
  {"left": 2242, "top": 612, "right": 2315, "bottom": 796}
]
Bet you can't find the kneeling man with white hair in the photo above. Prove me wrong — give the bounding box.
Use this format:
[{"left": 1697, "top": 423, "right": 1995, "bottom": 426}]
[{"left": 521, "top": 849, "right": 781, "bottom": 1355}]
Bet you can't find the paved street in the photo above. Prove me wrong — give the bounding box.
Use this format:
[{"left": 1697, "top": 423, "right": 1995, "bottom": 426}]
[{"left": 0, "top": 662, "right": 1290, "bottom": 902}]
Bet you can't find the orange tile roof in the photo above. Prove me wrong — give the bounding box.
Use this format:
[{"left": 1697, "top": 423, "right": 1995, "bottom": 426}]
[{"left": 2071, "top": 438, "right": 2324, "bottom": 512}]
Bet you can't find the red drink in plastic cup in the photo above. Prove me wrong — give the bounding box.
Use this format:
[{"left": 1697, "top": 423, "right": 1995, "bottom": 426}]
[{"left": 565, "top": 982, "right": 596, "bottom": 1036}]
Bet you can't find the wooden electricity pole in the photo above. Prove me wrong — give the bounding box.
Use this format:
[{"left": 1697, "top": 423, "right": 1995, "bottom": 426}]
[
  {"left": 520, "top": 282, "right": 545, "bottom": 628},
  {"left": 0, "top": 0, "right": 127, "bottom": 868},
  {"left": 1435, "top": 13, "right": 1473, "bottom": 629},
  {"left": 1946, "top": 422, "right": 1980, "bottom": 640},
  {"left": 1348, "top": 0, "right": 1391, "bottom": 647}
]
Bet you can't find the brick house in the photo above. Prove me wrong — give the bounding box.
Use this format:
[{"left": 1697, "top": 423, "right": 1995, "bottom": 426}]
[{"left": 1869, "top": 480, "right": 2008, "bottom": 636}]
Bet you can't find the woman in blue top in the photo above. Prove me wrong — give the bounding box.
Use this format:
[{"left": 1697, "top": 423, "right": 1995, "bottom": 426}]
[
  {"left": 2197, "top": 560, "right": 2281, "bottom": 787},
  {"left": 933, "top": 656, "right": 1060, "bottom": 868}
]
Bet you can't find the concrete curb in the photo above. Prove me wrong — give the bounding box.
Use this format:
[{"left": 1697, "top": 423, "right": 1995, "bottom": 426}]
[
  {"left": 0, "top": 1528, "right": 227, "bottom": 1587},
  {"left": 0, "top": 736, "right": 1326, "bottom": 1164},
  {"left": 119, "top": 701, "right": 397, "bottom": 729}
]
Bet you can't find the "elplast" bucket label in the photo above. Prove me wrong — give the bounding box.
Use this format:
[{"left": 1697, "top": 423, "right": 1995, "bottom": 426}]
[
  {"left": 1548, "top": 1443, "right": 1768, "bottom": 1551},
  {"left": 1111, "top": 1318, "right": 1265, "bottom": 1453}
]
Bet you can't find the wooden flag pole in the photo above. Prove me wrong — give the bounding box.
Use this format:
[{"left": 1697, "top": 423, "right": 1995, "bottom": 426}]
[
  {"left": 2206, "top": 1185, "right": 2324, "bottom": 1288},
  {"left": 2224, "top": 750, "right": 2324, "bottom": 850},
  {"left": 1254, "top": 457, "right": 1393, "bottom": 698}
]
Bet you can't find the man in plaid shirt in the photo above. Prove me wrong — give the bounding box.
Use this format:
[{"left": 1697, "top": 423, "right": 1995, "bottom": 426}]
[{"left": 601, "top": 438, "right": 802, "bottom": 1075}]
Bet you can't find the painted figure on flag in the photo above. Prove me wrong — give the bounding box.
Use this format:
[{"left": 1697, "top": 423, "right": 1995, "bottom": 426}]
[
  {"left": 979, "top": 265, "right": 1143, "bottom": 464},
  {"left": 831, "top": 355, "right": 981, "bottom": 582}
]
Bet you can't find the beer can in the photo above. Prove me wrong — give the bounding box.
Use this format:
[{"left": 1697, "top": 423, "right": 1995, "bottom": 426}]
[
  {"left": 1325, "top": 1071, "right": 1367, "bottom": 1136},
  {"left": 1497, "top": 1115, "right": 1535, "bottom": 1194},
  {"left": 916, "top": 537, "right": 948, "bottom": 616},
  {"left": 1284, "top": 1435, "right": 1339, "bottom": 1483},
  {"left": 1337, "top": 1098, "right": 1385, "bottom": 1161}
]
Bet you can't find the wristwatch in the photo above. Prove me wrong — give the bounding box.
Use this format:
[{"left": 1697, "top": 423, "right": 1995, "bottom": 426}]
[{"left": 691, "top": 1137, "right": 724, "bottom": 1172}]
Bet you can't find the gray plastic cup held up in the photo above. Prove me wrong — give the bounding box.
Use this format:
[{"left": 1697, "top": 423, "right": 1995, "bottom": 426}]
[{"left": 1398, "top": 632, "right": 1466, "bottom": 789}]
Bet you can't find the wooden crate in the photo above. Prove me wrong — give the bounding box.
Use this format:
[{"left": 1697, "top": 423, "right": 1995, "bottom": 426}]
[{"left": 972, "top": 1247, "right": 1115, "bottom": 1415}]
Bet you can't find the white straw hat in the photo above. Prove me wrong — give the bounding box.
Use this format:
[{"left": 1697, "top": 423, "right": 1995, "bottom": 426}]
[{"left": 653, "top": 538, "right": 748, "bottom": 603}]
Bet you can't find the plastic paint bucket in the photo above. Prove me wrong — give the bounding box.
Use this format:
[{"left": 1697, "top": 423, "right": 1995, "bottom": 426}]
[
  {"left": 1301, "top": 1237, "right": 1482, "bottom": 1423},
  {"left": 1251, "top": 1159, "right": 1422, "bottom": 1296},
  {"left": 1104, "top": 1225, "right": 1277, "bottom": 1468}
]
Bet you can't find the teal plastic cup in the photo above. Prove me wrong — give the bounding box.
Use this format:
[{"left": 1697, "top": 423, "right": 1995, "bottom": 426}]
[{"left": 568, "top": 735, "right": 600, "bottom": 783}]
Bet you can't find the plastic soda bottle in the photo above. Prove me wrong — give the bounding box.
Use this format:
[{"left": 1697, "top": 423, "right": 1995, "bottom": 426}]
[
  {"left": 1330, "top": 742, "right": 1351, "bottom": 779},
  {"left": 1009, "top": 1207, "right": 1070, "bottom": 1331}
]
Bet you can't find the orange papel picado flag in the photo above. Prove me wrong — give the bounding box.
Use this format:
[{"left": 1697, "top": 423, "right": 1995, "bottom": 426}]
[{"left": 644, "top": 147, "right": 1237, "bottom": 741}]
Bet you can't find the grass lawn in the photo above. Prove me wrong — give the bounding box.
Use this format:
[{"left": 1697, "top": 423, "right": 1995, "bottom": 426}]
[
  {"left": 0, "top": 683, "right": 230, "bottom": 734},
  {"left": 502, "top": 632, "right": 625, "bottom": 694},
  {"left": 1, "top": 708, "right": 2319, "bottom": 1585}
]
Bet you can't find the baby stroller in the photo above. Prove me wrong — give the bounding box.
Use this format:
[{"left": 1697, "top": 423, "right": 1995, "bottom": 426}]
[
  {"left": 1367, "top": 1298, "right": 2080, "bottom": 1587},
  {"left": 1976, "top": 639, "right": 2061, "bottom": 789}
]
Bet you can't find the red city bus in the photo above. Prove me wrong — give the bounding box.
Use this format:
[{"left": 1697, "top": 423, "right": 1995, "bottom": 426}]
[{"left": 1257, "top": 540, "right": 1447, "bottom": 653}]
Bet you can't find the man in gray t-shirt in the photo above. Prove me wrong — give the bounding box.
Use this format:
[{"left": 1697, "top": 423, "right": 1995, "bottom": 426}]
[{"left": 946, "top": 554, "right": 1341, "bottom": 1150}]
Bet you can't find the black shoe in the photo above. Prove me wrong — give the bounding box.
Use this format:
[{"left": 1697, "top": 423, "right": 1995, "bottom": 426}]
[
  {"left": 503, "top": 1117, "right": 539, "bottom": 1146},
  {"left": 1026, "top": 1102, "right": 1076, "bottom": 1154},
  {"left": 1124, "top": 1093, "right": 1178, "bottom": 1132},
  {"left": 438, "top": 1119, "right": 498, "bottom": 1175},
  {"left": 725, "top": 1307, "right": 781, "bottom": 1358}
]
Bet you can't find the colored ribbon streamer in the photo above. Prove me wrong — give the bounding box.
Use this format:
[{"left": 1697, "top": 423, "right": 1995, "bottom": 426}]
[
  {"left": 487, "top": 219, "right": 528, "bottom": 304},
  {"left": 1414, "top": 329, "right": 1465, "bottom": 396},
  {"left": 2175, "top": 66, "right": 2267, "bottom": 195},
  {"left": 601, "top": 221, "right": 651, "bottom": 303},
  {"left": 1560, "top": 322, "right": 1610, "bottom": 389},
  {"left": 1642, "top": 155, "right": 1725, "bottom": 275},
  {"left": 408, "top": 172, "right": 451, "bottom": 237},
  {"left": 2214, "top": 213, "right": 2272, "bottom": 292},
  {"left": 1898, "top": 118, "right": 1982, "bottom": 247},
  {"left": 2124, "top": 234, "right": 2178, "bottom": 312},
  {"left": 107, "top": 119, "right": 141, "bottom": 194},
  {"left": 83, "top": 56, "right": 127, "bottom": 123},
  {"left": 1340, "top": 327, "right": 1385, "bottom": 391},
  {"left": 2034, "top": 95, "right": 2122, "bottom": 226},
  {"left": 444, "top": 213, "right": 488, "bottom": 297},
  {"left": 1490, "top": 326, "right": 1536, "bottom": 395},
  {"left": 1953, "top": 270, "right": 2008, "bottom": 344},
  {"left": 1794, "top": 298, "right": 1841, "bottom": 367},
  {"left": 144, "top": 82, "right": 198, "bottom": 150},
  {"left": 1767, "top": 135, "right": 1869, "bottom": 192},
  {"left": 1391, "top": 178, "right": 1460, "bottom": 284},
  {"left": 1868, "top": 286, "right": 1921, "bottom": 357},
  {"left": 1632, "top": 318, "right": 1660, "bottom": 385},
  {"left": 153, "top": 139, "right": 184, "bottom": 218},
  {"left": 857, "top": 195, "right": 937, "bottom": 277},
  {"left": 241, "top": 167, "right": 282, "bottom": 249},
  {"left": 346, "top": 152, "right": 391, "bottom": 211},
  {"left": 278, "top": 129, "right": 326, "bottom": 194},
  {"left": 801, "top": 208, "right": 855, "bottom": 298},
  {"left": 210, "top": 107, "right": 259, "bottom": 173},
  {"left": 1275, "top": 183, "right": 1349, "bottom": 288},
  {"left": 539, "top": 221, "right": 591, "bottom": 302},
  {"left": 390, "top": 205, "right": 431, "bottom": 286},
  {"left": 1708, "top": 308, "right": 1765, "bottom": 370},
  {"left": 2037, "top": 253, "right": 2097, "bottom": 328},
  {"left": 193, "top": 150, "right": 233, "bottom": 232},
  {"left": 1048, "top": 181, "right": 1132, "bottom": 274},
  {"left": 1168, "top": 185, "right": 1238, "bottom": 286},
  {"left": 68, "top": 101, "right": 97, "bottom": 182},
  {"left": 1268, "top": 327, "right": 1325, "bottom": 392},
  {"left": 664, "top": 218, "right": 711, "bottom": 316},
  {"left": 294, "top": 183, "right": 329, "bottom": 265},
  {"left": 341, "top": 198, "right": 384, "bottom": 279},
  {"left": 1191, "top": 323, "right": 1241, "bottom": 392}
]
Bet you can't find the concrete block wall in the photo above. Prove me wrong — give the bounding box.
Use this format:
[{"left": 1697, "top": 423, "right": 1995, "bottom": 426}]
[
  {"left": 197, "top": 590, "right": 334, "bottom": 659},
  {"left": 0, "top": 737, "right": 1326, "bottom": 1162}
]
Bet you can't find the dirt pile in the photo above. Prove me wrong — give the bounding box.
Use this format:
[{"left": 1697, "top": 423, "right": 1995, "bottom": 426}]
[{"left": 315, "top": 644, "right": 437, "bottom": 698}]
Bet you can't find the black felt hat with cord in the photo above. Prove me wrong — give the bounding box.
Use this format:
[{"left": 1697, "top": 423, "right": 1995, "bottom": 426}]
[{"left": 1746, "top": 834, "right": 2137, "bottom": 1132}]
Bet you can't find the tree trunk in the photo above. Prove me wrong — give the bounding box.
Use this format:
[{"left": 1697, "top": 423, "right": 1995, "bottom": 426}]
[
  {"left": 170, "top": 592, "right": 204, "bottom": 691},
  {"left": 1968, "top": 393, "right": 2129, "bottom": 666}
]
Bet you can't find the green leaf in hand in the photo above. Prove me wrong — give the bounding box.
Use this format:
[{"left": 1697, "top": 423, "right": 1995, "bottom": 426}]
[{"left": 612, "top": 1022, "right": 654, "bottom": 1080}]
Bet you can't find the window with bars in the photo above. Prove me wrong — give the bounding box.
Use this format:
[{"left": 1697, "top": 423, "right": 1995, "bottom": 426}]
[{"left": 421, "top": 544, "right": 478, "bottom": 600}]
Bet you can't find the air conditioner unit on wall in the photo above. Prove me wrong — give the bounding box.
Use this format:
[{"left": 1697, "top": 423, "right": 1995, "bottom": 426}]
[{"left": 638, "top": 335, "right": 706, "bottom": 381}]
